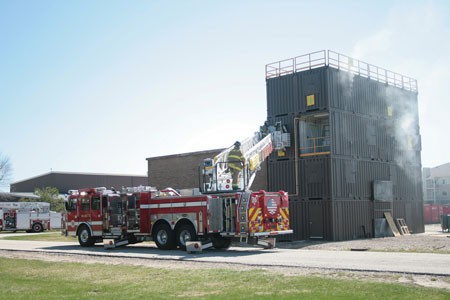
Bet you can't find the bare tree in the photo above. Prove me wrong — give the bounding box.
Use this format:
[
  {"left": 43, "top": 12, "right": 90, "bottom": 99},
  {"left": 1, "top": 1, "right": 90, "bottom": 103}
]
[{"left": 0, "top": 152, "right": 12, "bottom": 187}]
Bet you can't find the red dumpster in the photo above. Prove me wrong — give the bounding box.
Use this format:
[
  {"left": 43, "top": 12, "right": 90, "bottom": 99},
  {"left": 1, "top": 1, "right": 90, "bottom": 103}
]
[
  {"left": 431, "top": 205, "right": 441, "bottom": 223},
  {"left": 424, "top": 204, "right": 432, "bottom": 224},
  {"left": 443, "top": 206, "right": 450, "bottom": 215},
  {"left": 439, "top": 205, "right": 444, "bottom": 218}
]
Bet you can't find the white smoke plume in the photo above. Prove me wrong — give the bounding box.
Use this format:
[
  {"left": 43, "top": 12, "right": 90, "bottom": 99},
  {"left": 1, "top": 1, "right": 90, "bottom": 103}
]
[{"left": 350, "top": 1, "right": 450, "bottom": 169}]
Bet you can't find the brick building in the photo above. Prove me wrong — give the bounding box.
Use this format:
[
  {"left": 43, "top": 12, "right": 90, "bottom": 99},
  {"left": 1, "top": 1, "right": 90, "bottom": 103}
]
[{"left": 147, "top": 149, "right": 268, "bottom": 191}]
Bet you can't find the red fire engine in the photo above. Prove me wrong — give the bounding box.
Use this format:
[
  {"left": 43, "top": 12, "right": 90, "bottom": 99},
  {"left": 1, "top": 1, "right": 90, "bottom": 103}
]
[
  {"left": 63, "top": 124, "right": 293, "bottom": 251},
  {"left": 64, "top": 187, "right": 291, "bottom": 250}
]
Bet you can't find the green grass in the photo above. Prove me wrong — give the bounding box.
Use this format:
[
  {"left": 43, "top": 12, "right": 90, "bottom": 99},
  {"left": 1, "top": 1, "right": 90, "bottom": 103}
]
[
  {"left": 0, "top": 233, "right": 156, "bottom": 244},
  {"left": 1, "top": 232, "right": 77, "bottom": 242},
  {"left": 0, "top": 257, "right": 449, "bottom": 300},
  {"left": 0, "top": 229, "right": 61, "bottom": 234}
]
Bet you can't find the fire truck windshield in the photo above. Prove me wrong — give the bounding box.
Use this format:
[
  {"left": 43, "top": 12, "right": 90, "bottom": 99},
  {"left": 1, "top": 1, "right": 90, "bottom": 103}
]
[
  {"left": 80, "top": 197, "right": 90, "bottom": 211},
  {"left": 65, "top": 198, "right": 77, "bottom": 211}
]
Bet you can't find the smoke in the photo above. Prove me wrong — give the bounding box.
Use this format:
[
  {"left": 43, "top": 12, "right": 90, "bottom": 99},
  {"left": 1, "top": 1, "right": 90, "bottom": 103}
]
[
  {"left": 338, "top": 70, "right": 355, "bottom": 155},
  {"left": 349, "top": 1, "right": 450, "bottom": 169},
  {"left": 380, "top": 84, "right": 423, "bottom": 191},
  {"left": 339, "top": 70, "right": 355, "bottom": 107},
  {"left": 386, "top": 86, "right": 420, "bottom": 168},
  {"left": 332, "top": 54, "right": 421, "bottom": 185}
]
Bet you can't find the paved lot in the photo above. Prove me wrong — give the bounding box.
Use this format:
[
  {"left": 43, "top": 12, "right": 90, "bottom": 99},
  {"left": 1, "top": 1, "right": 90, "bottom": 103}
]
[{"left": 1, "top": 239, "right": 449, "bottom": 276}]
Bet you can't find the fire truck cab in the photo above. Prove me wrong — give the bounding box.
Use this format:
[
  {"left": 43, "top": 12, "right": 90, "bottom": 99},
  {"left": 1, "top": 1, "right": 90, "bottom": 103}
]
[
  {"left": 64, "top": 186, "right": 292, "bottom": 250},
  {"left": 65, "top": 187, "right": 130, "bottom": 246}
]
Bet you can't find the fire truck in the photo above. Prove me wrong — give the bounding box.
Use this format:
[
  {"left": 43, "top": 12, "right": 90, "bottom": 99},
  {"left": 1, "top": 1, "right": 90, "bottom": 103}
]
[
  {"left": 64, "top": 124, "right": 293, "bottom": 251},
  {"left": 0, "top": 202, "right": 62, "bottom": 232}
]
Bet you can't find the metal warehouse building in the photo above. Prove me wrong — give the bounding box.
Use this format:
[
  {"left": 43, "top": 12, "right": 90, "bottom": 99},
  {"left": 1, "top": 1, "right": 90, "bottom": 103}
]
[
  {"left": 265, "top": 50, "right": 423, "bottom": 240},
  {"left": 10, "top": 171, "right": 148, "bottom": 194}
]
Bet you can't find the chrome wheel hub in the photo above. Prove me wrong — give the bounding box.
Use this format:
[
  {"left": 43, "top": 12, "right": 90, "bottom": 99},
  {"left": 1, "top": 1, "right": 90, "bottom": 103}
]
[
  {"left": 80, "top": 230, "right": 89, "bottom": 243},
  {"left": 179, "top": 230, "right": 191, "bottom": 246},
  {"left": 157, "top": 230, "right": 168, "bottom": 245}
]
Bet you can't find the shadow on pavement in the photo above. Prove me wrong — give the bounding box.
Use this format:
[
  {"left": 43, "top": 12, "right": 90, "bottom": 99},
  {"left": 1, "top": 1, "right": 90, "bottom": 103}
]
[{"left": 37, "top": 243, "right": 276, "bottom": 259}]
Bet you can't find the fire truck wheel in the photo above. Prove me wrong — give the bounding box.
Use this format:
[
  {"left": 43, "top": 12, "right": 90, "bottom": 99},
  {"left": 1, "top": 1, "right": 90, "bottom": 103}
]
[
  {"left": 32, "top": 223, "right": 43, "bottom": 233},
  {"left": 153, "top": 223, "right": 176, "bottom": 250},
  {"left": 128, "top": 235, "right": 138, "bottom": 244},
  {"left": 175, "top": 224, "right": 197, "bottom": 251},
  {"left": 78, "top": 226, "right": 95, "bottom": 247},
  {"left": 212, "top": 236, "right": 232, "bottom": 249}
]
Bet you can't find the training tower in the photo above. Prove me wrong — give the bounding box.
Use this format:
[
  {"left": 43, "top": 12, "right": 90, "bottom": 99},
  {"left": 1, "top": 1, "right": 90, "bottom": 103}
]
[{"left": 266, "top": 50, "right": 423, "bottom": 240}]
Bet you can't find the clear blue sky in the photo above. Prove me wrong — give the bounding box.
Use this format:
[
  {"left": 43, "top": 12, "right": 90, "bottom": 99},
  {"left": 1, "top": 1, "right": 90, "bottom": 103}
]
[{"left": 1, "top": 0, "right": 449, "bottom": 191}]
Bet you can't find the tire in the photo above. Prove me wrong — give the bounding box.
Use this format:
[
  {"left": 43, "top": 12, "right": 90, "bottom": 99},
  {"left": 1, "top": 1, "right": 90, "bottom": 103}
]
[
  {"left": 212, "top": 236, "right": 232, "bottom": 249},
  {"left": 78, "top": 226, "right": 95, "bottom": 247},
  {"left": 153, "top": 223, "right": 176, "bottom": 250},
  {"left": 128, "top": 235, "right": 138, "bottom": 244},
  {"left": 32, "top": 223, "right": 43, "bottom": 233},
  {"left": 175, "top": 224, "right": 197, "bottom": 251}
]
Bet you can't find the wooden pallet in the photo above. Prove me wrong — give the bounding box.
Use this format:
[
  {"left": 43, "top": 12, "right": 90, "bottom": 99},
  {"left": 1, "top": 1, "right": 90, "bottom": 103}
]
[
  {"left": 395, "top": 218, "right": 410, "bottom": 235},
  {"left": 384, "top": 212, "right": 401, "bottom": 237}
]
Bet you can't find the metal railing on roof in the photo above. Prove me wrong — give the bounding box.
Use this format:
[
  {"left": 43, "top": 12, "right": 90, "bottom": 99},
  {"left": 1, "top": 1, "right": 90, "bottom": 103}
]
[
  {"left": 265, "top": 50, "right": 326, "bottom": 79},
  {"left": 265, "top": 50, "right": 418, "bottom": 93}
]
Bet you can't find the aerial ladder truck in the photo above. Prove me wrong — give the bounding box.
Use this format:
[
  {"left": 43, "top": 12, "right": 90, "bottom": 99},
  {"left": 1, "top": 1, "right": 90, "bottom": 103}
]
[{"left": 64, "top": 123, "right": 292, "bottom": 252}]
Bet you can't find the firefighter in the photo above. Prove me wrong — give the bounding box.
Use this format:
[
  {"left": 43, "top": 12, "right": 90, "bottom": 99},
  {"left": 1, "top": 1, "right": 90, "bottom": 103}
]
[
  {"left": 260, "top": 121, "right": 269, "bottom": 137},
  {"left": 228, "top": 141, "right": 245, "bottom": 190}
]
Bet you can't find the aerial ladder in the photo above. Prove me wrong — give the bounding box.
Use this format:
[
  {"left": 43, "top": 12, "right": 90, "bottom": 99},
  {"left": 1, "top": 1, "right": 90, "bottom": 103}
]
[{"left": 201, "top": 122, "right": 290, "bottom": 193}]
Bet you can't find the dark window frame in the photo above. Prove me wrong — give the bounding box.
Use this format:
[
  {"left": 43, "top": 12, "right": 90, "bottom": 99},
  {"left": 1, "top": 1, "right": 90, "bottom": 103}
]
[
  {"left": 81, "top": 197, "right": 90, "bottom": 211},
  {"left": 92, "top": 196, "right": 100, "bottom": 210}
]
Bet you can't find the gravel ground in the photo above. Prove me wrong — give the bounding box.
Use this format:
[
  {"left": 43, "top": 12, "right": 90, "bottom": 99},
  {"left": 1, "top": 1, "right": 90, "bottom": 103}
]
[{"left": 278, "top": 224, "right": 450, "bottom": 253}]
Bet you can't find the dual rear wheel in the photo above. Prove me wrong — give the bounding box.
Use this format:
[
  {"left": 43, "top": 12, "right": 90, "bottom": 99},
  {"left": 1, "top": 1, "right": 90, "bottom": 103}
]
[
  {"left": 153, "top": 223, "right": 197, "bottom": 251},
  {"left": 77, "top": 223, "right": 232, "bottom": 250},
  {"left": 152, "top": 223, "right": 232, "bottom": 250},
  {"left": 211, "top": 235, "right": 232, "bottom": 249}
]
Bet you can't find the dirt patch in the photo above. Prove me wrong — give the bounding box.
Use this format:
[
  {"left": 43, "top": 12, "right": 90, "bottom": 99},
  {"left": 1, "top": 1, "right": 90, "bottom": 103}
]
[{"left": 278, "top": 224, "right": 450, "bottom": 253}]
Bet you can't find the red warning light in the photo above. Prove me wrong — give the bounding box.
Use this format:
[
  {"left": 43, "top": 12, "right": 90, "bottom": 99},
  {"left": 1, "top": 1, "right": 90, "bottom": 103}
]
[
  {"left": 194, "top": 243, "right": 199, "bottom": 249},
  {"left": 226, "top": 185, "right": 230, "bottom": 189},
  {"left": 226, "top": 179, "right": 230, "bottom": 183}
]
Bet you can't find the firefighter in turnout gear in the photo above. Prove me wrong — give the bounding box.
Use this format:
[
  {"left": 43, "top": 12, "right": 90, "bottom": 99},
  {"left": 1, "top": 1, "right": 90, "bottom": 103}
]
[
  {"left": 228, "top": 141, "right": 245, "bottom": 190},
  {"left": 260, "top": 121, "right": 269, "bottom": 138}
]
